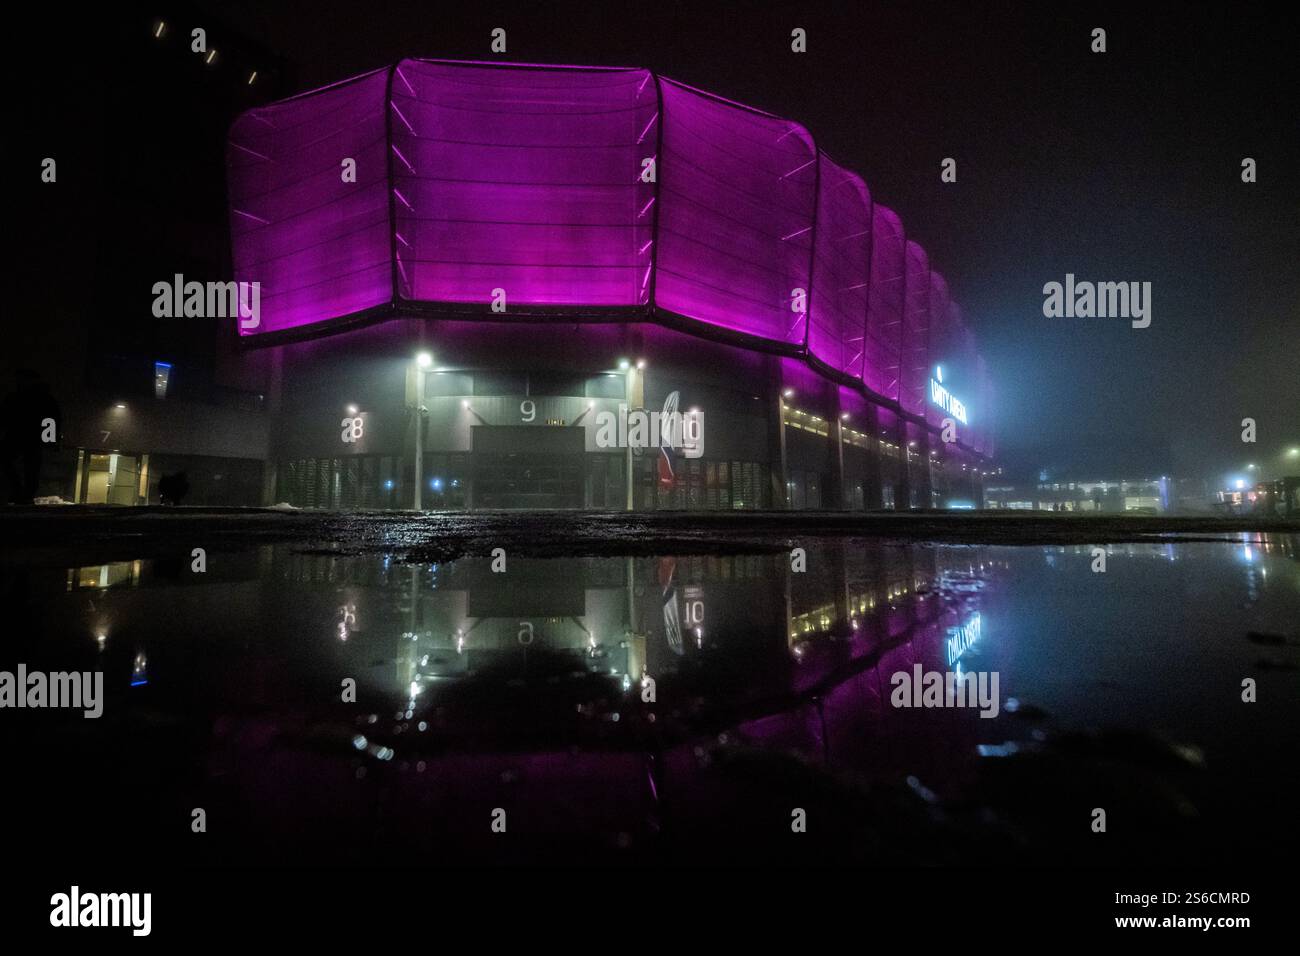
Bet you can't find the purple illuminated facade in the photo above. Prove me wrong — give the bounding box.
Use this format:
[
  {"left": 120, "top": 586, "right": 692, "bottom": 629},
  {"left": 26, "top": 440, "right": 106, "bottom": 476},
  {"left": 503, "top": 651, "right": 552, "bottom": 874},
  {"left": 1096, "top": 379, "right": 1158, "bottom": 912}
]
[{"left": 227, "top": 60, "right": 993, "bottom": 511}]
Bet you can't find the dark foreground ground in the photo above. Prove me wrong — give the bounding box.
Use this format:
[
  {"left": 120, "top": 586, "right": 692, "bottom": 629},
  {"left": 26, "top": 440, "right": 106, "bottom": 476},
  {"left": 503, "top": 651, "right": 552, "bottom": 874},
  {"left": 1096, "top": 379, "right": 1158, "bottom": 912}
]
[{"left": 3, "top": 505, "right": 1296, "bottom": 563}]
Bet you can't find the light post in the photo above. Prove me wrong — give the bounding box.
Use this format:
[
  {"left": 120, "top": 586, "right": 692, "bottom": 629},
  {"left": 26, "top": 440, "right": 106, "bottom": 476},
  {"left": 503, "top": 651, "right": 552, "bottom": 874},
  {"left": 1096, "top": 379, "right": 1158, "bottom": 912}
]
[
  {"left": 413, "top": 351, "right": 432, "bottom": 510},
  {"left": 619, "top": 359, "right": 633, "bottom": 510}
]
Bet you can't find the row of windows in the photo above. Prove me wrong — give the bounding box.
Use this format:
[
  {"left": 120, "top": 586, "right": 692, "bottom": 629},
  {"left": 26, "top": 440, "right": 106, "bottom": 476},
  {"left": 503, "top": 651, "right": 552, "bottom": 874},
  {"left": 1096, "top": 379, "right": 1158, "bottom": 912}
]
[
  {"left": 635, "top": 457, "right": 769, "bottom": 510},
  {"left": 275, "top": 454, "right": 769, "bottom": 511},
  {"left": 424, "top": 370, "right": 626, "bottom": 399},
  {"left": 275, "top": 452, "right": 973, "bottom": 512},
  {"left": 783, "top": 406, "right": 830, "bottom": 437},
  {"left": 277, "top": 456, "right": 405, "bottom": 510},
  {"left": 1035, "top": 481, "right": 1161, "bottom": 493},
  {"left": 781, "top": 405, "right": 905, "bottom": 460}
]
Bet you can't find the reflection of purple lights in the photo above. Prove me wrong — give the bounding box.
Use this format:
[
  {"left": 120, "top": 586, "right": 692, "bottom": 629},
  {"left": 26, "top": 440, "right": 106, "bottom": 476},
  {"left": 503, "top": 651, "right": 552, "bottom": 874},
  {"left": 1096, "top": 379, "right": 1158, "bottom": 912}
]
[{"left": 228, "top": 60, "right": 990, "bottom": 427}]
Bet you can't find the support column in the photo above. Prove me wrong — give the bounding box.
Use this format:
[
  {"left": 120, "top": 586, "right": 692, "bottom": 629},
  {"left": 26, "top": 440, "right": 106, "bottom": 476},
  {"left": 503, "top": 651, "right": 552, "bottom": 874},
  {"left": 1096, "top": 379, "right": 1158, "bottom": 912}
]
[
  {"left": 767, "top": 357, "right": 789, "bottom": 510},
  {"left": 828, "top": 392, "right": 846, "bottom": 511},
  {"left": 261, "top": 461, "right": 278, "bottom": 507},
  {"left": 261, "top": 345, "right": 285, "bottom": 506},
  {"left": 917, "top": 429, "right": 934, "bottom": 509},
  {"left": 863, "top": 404, "right": 883, "bottom": 509},
  {"left": 898, "top": 421, "right": 914, "bottom": 511},
  {"left": 831, "top": 538, "right": 849, "bottom": 624}
]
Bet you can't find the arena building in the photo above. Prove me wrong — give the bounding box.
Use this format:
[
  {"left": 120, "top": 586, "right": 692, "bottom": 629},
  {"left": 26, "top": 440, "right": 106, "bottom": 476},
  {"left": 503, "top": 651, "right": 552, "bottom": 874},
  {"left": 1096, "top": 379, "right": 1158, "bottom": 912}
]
[{"left": 223, "top": 59, "right": 995, "bottom": 511}]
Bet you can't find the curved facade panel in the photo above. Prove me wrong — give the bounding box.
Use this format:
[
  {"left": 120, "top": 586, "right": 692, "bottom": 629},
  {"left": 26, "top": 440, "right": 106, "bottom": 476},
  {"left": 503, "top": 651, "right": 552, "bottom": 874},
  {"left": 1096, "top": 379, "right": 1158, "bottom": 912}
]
[
  {"left": 899, "top": 242, "right": 931, "bottom": 418},
  {"left": 654, "top": 79, "right": 817, "bottom": 345},
  {"left": 809, "top": 155, "right": 872, "bottom": 378},
  {"left": 390, "top": 60, "right": 658, "bottom": 307},
  {"left": 863, "top": 205, "right": 905, "bottom": 402},
  {"left": 228, "top": 68, "right": 392, "bottom": 335}
]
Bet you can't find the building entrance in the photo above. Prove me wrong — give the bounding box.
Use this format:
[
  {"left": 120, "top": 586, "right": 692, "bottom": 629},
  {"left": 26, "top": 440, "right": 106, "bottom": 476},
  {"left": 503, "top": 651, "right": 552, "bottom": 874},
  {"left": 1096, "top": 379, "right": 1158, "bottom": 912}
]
[
  {"left": 76, "top": 451, "right": 146, "bottom": 505},
  {"left": 471, "top": 426, "right": 584, "bottom": 509}
]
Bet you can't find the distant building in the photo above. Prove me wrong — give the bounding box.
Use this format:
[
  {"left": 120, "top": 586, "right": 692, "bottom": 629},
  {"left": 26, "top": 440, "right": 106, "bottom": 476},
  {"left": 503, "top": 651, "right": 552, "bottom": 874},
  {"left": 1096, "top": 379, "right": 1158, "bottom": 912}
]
[
  {"left": 984, "top": 477, "right": 1173, "bottom": 513},
  {"left": 1217, "top": 477, "right": 1300, "bottom": 516}
]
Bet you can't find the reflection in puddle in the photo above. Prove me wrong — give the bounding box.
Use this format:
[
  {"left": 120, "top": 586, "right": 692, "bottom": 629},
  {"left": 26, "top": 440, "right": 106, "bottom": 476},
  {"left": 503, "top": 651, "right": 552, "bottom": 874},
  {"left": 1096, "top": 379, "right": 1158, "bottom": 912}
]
[{"left": 2, "top": 534, "right": 1297, "bottom": 866}]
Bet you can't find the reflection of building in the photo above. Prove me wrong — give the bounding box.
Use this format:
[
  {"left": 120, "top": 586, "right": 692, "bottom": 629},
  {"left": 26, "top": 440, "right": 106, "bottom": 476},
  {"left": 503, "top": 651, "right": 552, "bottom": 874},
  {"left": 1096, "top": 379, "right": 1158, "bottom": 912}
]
[
  {"left": 212, "top": 60, "right": 994, "bottom": 511},
  {"left": 400, "top": 558, "right": 639, "bottom": 689},
  {"left": 256, "top": 541, "right": 1005, "bottom": 713},
  {"left": 984, "top": 477, "right": 1171, "bottom": 513}
]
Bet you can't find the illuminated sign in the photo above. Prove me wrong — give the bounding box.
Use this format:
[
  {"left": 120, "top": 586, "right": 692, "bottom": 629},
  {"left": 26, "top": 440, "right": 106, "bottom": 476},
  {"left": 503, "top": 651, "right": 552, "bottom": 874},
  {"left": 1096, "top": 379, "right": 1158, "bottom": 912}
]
[
  {"left": 929, "top": 366, "right": 969, "bottom": 425},
  {"left": 945, "top": 612, "right": 982, "bottom": 667}
]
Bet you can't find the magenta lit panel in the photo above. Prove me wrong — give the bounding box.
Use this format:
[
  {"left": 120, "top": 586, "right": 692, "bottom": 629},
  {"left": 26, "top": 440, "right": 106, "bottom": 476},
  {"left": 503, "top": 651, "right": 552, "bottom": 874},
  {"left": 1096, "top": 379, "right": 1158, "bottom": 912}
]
[
  {"left": 809, "top": 154, "right": 872, "bottom": 378},
  {"left": 391, "top": 60, "right": 657, "bottom": 307},
  {"left": 899, "top": 241, "right": 931, "bottom": 417},
  {"left": 228, "top": 68, "right": 392, "bottom": 336},
  {"left": 654, "top": 79, "right": 817, "bottom": 346},
  {"left": 924, "top": 272, "right": 951, "bottom": 428},
  {"left": 864, "top": 205, "right": 905, "bottom": 401}
]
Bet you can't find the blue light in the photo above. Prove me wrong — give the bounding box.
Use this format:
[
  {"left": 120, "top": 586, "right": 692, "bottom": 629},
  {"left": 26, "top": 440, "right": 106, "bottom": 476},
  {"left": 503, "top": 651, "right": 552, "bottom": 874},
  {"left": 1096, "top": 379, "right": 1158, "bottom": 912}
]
[
  {"left": 945, "top": 612, "right": 982, "bottom": 667},
  {"left": 384, "top": 480, "right": 394, "bottom": 490},
  {"left": 154, "top": 361, "right": 172, "bottom": 369},
  {"left": 430, "top": 477, "right": 443, "bottom": 491}
]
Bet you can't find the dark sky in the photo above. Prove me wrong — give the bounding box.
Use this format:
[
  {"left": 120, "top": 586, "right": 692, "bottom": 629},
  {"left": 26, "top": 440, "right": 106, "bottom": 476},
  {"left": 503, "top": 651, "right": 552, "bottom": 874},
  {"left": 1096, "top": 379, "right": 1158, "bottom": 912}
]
[{"left": 28, "top": 1, "right": 1300, "bottom": 483}]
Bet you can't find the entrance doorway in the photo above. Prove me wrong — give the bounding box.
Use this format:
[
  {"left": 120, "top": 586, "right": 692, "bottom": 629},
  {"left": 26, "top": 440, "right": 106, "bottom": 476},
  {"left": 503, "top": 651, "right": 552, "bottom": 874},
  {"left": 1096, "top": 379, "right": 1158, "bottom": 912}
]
[
  {"left": 76, "top": 451, "right": 147, "bottom": 505},
  {"left": 472, "top": 426, "right": 584, "bottom": 509}
]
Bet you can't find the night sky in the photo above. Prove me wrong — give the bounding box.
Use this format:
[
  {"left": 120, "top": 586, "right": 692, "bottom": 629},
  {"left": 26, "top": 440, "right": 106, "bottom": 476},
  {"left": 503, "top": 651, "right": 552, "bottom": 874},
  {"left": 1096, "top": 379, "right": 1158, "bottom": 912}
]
[{"left": 19, "top": 2, "right": 1300, "bottom": 483}]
